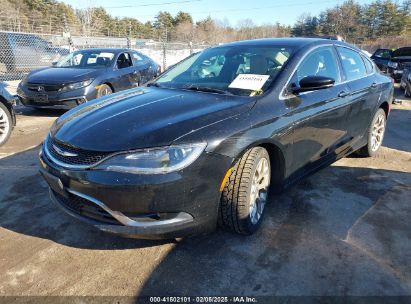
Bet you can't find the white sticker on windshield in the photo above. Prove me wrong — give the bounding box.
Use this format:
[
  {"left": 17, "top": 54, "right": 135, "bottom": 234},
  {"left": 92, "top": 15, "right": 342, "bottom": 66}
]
[{"left": 228, "top": 74, "right": 270, "bottom": 91}]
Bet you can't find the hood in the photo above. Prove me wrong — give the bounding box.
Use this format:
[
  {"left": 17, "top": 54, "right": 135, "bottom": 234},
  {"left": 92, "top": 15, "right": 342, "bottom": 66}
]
[
  {"left": 51, "top": 87, "right": 254, "bottom": 151},
  {"left": 390, "top": 56, "right": 411, "bottom": 63},
  {"left": 27, "top": 67, "right": 102, "bottom": 84}
]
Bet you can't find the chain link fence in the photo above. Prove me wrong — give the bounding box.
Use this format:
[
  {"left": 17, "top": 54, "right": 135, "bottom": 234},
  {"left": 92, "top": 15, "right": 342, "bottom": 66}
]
[{"left": 0, "top": 30, "right": 210, "bottom": 85}]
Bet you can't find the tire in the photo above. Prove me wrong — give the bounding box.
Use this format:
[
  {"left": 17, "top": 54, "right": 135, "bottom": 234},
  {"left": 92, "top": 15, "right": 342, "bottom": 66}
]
[
  {"left": 219, "top": 147, "right": 271, "bottom": 235},
  {"left": 96, "top": 84, "right": 112, "bottom": 98},
  {"left": 356, "top": 108, "right": 386, "bottom": 157},
  {"left": 0, "top": 102, "right": 12, "bottom": 147},
  {"left": 405, "top": 84, "right": 411, "bottom": 98}
]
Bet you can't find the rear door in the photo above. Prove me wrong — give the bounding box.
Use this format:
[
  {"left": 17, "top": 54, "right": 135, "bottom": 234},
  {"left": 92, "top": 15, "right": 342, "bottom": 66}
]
[
  {"left": 287, "top": 46, "right": 352, "bottom": 176},
  {"left": 336, "top": 46, "right": 379, "bottom": 148},
  {"left": 131, "top": 52, "right": 151, "bottom": 85}
]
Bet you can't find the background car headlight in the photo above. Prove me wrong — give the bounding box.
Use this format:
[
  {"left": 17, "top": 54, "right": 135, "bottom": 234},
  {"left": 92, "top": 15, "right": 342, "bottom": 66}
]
[
  {"left": 388, "top": 61, "right": 398, "bottom": 69},
  {"left": 60, "top": 79, "right": 93, "bottom": 92},
  {"left": 20, "top": 74, "right": 28, "bottom": 86},
  {"left": 95, "top": 143, "right": 207, "bottom": 174}
]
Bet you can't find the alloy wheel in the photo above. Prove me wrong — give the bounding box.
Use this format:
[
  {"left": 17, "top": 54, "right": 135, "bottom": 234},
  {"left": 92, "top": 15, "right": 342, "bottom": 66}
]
[
  {"left": 0, "top": 106, "right": 10, "bottom": 144},
  {"left": 370, "top": 112, "right": 385, "bottom": 152},
  {"left": 100, "top": 86, "right": 111, "bottom": 96},
  {"left": 249, "top": 157, "right": 270, "bottom": 224}
]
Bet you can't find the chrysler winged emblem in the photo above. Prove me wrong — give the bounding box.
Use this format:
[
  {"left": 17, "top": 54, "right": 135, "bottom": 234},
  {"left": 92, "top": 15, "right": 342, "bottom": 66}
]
[{"left": 52, "top": 144, "right": 78, "bottom": 157}]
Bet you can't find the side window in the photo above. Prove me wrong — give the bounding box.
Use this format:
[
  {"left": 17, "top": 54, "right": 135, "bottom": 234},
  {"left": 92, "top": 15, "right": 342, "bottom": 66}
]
[
  {"left": 373, "top": 49, "right": 391, "bottom": 59},
  {"left": 295, "top": 46, "right": 341, "bottom": 84},
  {"left": 337, "top": 47, "right": 367, "bottom": 81},
  {"left": 362, "top": 55, "right": 374, "bottom": 74},
  {"left": 13, "top": 34, "right": 32, "bottom": 47},
  {"left": 117, "top": 52, "right": 133, "bottom": 69}
]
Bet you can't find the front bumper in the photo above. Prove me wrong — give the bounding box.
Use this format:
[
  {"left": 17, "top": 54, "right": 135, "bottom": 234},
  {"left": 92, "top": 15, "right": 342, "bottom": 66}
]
[
  {"left": 39, "top": 143, "right": 232, "bottom": 239},
  {"left": 17, "top": 85, "right": 97, "bottom": 109},
  {"left": 388, "top": 68, "right": 403, "bottom": 80}
]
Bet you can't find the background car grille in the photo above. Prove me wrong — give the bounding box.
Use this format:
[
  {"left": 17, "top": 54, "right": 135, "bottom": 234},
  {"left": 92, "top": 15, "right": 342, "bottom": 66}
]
[
  {"left": 27, "top": 83, "right": 63, "bottom": 92},
  {"left": 47, "top": 138, "right": 113, "bottom": 166},
  {"left": 52, "top": 190, "right": 120, "bottom": 225}
]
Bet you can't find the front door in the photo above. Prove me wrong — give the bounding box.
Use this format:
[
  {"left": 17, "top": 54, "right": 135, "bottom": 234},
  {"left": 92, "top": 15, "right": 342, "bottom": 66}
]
[
  {"left": 115, "top": 52, "right": 136, "bottom": 91},
  {"left": 286, "top": 46, "right": 352, "bottom": 176}
]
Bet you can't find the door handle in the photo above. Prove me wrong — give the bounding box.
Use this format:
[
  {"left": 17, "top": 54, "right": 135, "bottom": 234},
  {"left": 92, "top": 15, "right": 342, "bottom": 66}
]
[
  {"left": 370, "top": 82, "right": 378, "bottom": 88},
  {"left": 338, "top": 91, "right": 350, "bottom": 98}
]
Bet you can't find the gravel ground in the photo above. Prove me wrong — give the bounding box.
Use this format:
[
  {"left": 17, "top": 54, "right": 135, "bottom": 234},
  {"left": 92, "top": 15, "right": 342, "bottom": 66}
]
[{"left": 0, "top": 86, "right": 410, "bottom": 300}]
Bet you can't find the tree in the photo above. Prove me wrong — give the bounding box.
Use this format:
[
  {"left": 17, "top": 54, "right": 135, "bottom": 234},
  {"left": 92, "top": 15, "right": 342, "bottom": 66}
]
[{"left": 174, "top": 11, "right": 192, "bottom": 26}]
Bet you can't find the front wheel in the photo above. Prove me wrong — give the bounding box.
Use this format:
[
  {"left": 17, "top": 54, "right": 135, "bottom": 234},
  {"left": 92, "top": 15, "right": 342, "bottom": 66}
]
[
  {"left": 356, "top": 108, "right": 386, "bottom": 157},
  {"left": 96, "top": 84, "right": 112, "bottom": 98},
  {"left": 219, "top": 147, "right": 271, "bottom": 235},
  {"left": 0, "top": 103, "right": 12, "bottom": 147}
]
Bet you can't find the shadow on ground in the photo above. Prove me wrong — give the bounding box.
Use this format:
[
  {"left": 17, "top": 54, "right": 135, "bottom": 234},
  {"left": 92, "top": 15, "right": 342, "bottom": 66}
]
[{"left": 0, "top": 145, "right": 410, "bottom": 295}]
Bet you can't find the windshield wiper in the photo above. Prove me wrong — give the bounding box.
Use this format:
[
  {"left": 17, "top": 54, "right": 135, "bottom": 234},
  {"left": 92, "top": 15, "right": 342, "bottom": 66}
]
[{"left": 184, "top": 86, "right": 233, "bottom": 95}]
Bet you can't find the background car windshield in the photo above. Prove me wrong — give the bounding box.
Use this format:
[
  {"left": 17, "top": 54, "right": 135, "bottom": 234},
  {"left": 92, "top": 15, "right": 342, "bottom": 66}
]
[
  {"left": 392, "top": 47, "right": 411, "bottom": 58},
  {"left": 56, "top": 51, "right": 115, "bottom": 68},
  {"left": 156, "top": 45, "right": 294, "bottom": 96}
]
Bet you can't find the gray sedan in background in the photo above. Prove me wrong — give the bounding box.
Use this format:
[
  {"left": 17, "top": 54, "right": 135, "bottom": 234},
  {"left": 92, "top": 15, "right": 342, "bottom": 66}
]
[{"left": 17, "top": 48, "right": 160, "bottom": 109}]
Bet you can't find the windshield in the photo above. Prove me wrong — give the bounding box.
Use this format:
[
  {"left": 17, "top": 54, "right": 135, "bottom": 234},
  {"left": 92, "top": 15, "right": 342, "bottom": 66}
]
[
  {"left": 392, "top": 47, "right": 411, "bottom": 58},
  {"left": 155, "top": 45, "right": 295, "bottom": 96},
  {"left": 56, "top": 50, "right": 116, "bottom": 68}
]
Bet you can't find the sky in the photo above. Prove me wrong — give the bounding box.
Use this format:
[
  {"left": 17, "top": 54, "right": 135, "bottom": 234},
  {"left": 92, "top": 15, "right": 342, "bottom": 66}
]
[{"left": 61, "top": 0, "right": 376, "bottom": 26}]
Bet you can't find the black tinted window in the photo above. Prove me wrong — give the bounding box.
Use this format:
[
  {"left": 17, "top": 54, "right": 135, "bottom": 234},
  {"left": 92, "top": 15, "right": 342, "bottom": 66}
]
[
  {"left": 337, "top": 47, "right": 367, "bottom": 81},
  {"left": 296, "top": 47, "right": 340, "bottom": 83},
  {"left": 373, "top": 49, "right": 391, "bottom": 59},
  {"left": 117, "top": 53, "right": 133, "bottom": 69}
]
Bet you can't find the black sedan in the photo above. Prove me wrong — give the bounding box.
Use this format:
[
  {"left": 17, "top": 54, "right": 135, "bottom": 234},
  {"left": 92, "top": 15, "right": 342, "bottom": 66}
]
[
  {"left": 387, "top": 47, "right": 411, "bottom": 82},
  {"left": 39, "top": 38, "right": 393, "bottom": 239},
  {"left": 0, "top": 82, "right": 17, "bottom": 146},
  {"left": 17, "top": 48, "right": 160, "bottom": 109},
  {"left": 370, "top": 48, "right": 392, "bottom": 72}
]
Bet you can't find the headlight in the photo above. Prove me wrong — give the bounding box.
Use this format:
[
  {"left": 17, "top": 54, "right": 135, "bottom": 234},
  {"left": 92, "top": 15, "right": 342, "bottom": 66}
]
[
  {"left": 60, "top": 79, "right": 93, "bottom": 92},
  {"left": 95, "top": 143, "right": 207, "bottom": 174},
  {"left": 20, "top": 74, "right": 28, "bottom": 86},
  {"left": 388, "top": 61, "right": 398, "bottom": 69}
]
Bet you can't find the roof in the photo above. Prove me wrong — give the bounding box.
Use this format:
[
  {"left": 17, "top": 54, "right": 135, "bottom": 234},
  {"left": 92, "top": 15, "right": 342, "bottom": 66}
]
[
  {"left": 220, "top": 37, "right": 331, "bottom": 47},
  {"left": 217, "top": 37, "right": 355, "bottom": 49},
  {"left": 76, "top": 48, "right": 134, "bottom": 53}
]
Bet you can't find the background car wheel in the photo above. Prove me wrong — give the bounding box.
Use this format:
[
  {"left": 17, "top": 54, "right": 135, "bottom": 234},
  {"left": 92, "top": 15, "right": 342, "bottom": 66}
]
[
  {"left": 96, "top": 84, "right": 112, "bottom": 98},
  {"left": 356, "top": 108, "right": 386, "bottom": 157},
  {"left": 405, "top": 85, "right": 411, "bottom": 97},
  {"left": 219, "top": 147, "right": 271, "bottom": 235},
  {"left": 0, "top": 102, "right": 12, "bottom": 147}
]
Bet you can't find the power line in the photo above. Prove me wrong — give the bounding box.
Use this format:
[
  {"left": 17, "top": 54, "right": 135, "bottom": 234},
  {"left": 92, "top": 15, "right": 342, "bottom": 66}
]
[
  {"left": 116, "top": 0, "right": 343, "bottom": 18},
  {"left": 105, "top": 0, "right": 203, "bottom": 9}
]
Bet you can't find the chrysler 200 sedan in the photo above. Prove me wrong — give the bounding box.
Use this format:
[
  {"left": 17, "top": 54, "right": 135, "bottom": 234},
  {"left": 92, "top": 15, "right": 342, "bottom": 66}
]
[
  {"left": 39, "top": 38, "right": 393, "bottom": 239},
  {"left": 17, "top": 48, "right": 160, "bottom": 109}
]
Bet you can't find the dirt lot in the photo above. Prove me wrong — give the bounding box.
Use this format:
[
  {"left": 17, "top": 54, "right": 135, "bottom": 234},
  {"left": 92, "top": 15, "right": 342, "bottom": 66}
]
[{"left": 0, "top": 86, "right": 410, "bottom": 299}]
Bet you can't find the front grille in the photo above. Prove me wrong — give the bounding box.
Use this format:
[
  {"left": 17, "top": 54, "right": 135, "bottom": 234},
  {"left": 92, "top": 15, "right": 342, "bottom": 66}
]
[
  {"left": 27, "top": 82, "right": 63, "bottom": 92},
  {"left": 46, "top": 138, "right": 112, "bottom": 166},
  {"left": 53, "top": 190, "right": 120, "bottom": 225}
]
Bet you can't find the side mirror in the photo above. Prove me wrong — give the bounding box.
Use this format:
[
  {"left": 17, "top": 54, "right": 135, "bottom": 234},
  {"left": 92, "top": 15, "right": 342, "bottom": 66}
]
[
  {"left": 292, "top": 75, "right": 335, "bottom": 93},
  {"left": 51, "top": 61, "right": 58, "bottom": 66}
]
